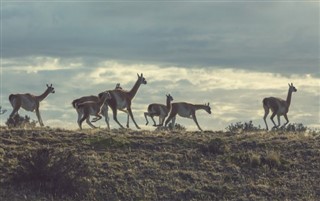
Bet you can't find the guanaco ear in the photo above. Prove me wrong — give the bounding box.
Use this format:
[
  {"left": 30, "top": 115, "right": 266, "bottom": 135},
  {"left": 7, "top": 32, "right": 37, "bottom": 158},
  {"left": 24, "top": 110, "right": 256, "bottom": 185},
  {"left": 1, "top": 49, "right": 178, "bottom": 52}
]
[{"left": 288, "top": 83, "right": 291, "bottom": 87}]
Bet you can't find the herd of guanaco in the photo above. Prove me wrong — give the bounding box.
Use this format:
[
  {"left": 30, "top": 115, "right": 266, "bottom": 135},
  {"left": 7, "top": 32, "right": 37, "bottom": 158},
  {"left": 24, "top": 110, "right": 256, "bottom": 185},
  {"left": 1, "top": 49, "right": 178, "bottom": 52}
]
[{"left": 7, "top": 73, "right": 297, "bottom": 131}]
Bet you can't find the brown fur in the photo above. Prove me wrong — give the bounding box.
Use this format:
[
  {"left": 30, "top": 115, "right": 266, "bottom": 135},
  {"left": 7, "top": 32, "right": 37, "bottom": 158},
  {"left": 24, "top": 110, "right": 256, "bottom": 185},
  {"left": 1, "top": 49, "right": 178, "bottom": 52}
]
[
  {"left": 106, "top": 73, "right": 147, "bottom": 129},
  {"left": 144, "top": 94, "right": 173, "bottom": 126},
  {"left": 263, "top": 83, "right": 297, "bottom": 130},
  {"left": 165, "top": 102, "right": 211, "bottom": 131},
  {"left": 9, "top": 84, "right": 55, "bottom": 127},
  {"left": 71, "top": 83, "right": 124, "bottom": 129},
  {"left": 76, "top": 92, "right": 111, "bottom": 130}
]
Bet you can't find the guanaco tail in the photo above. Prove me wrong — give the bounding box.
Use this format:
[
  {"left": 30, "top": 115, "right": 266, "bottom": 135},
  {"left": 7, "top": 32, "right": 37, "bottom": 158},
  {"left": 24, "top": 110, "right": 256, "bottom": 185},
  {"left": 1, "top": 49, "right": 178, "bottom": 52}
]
[{"left": 0, "top": 106, "right": 6, "bottom": 115}]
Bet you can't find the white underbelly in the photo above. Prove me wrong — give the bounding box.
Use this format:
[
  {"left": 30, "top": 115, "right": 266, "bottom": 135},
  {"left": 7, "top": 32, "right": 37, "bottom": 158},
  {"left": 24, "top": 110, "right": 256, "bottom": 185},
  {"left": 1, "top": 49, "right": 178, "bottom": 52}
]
[
  {"left": 177, "top": 110, "right": 192, "bottom": 118},
  {"left": 159, "top": 106, "right": 167, "bottom": 116},
  {"left": 117, "top": 101, "right": 127, "bottom": 109},
  {"left": 20, "top": 96, "right": 37, "bottom": 111},
  {"left": 88, "top": 107, "right": 98, "bottom": 115},
  {"left": 277, "top": 106, "right": 286, "bottom": 115},
  {"left": 115, "top": 96, "right": 128, "bottom": 109}
]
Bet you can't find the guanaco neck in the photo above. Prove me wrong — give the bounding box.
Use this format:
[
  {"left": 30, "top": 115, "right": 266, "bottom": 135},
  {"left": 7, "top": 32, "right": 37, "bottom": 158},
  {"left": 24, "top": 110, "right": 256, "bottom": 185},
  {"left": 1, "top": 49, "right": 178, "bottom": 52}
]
[
  {"left": 194, "top": 104, "right": 208, "bottom": 111},
  {"left": 128, "top": 78, "right": 142, "bottom": 99},
  {"left": 35, "top": 88, "right": 51, "bottom": 102},
  {"left": 286, "top": 88, "right": 293, "bottom": 107},
  {"left": 98, "top": 96, "right": 108, "bottom": 107},
  {"left": 166, "top": 97, "right": 171, "bottom": 110}
]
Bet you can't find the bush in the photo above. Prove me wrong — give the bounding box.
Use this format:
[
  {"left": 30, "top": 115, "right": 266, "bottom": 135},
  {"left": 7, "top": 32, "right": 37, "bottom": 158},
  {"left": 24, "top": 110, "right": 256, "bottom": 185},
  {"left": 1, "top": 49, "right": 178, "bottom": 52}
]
[
  {"left": 281, "top": 123, "right": 307, "bottom": 132},
  {"left": 156, "top": 123, "right": 187, "bottom": 131},
  {"left": 11, "top": 148, "right": 96, "bottom": 198},
  {"left": 226, "top": 121, "right": 261, "bottom": 133},
  {"left": 6, "top": 114, "right": 37, "bottom": 128},
  {"left": 199, "top": 138, "right": 228, "bottom": 155},
  {"left": 169, "top": 123, "right": 187, "bottom": 131}
]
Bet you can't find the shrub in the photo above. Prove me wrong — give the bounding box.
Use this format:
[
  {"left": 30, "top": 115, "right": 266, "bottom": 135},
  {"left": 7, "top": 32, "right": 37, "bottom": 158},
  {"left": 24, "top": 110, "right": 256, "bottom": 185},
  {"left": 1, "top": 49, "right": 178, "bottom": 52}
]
[
  {"left": 226, "top": 121, "right": 261, "bottom": 133},
  {"left": 199, "top": 138, "right": 228, "bottom": 155},
  {"left": 6, "top": 114, "right": 37, "bottom": 128},
  {"left": 156, "top": 123, "right": 187, "bottom": 131},
  {"left": 281, "top": 123, "right": 307, "bottom": 132},
  {"left": 11, "top": 147, "right": 96, "bottom": 198},
  {"left": 175, "top": 123, "right": 186, "bottom": 131}
]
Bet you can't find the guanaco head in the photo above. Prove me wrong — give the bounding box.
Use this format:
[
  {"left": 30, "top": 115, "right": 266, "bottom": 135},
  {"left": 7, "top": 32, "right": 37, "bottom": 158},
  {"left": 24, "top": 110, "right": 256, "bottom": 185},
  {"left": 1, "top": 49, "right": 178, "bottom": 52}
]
[
  {"left": 166, "top": 94, "right": 174, "bottom": 102},
  {"left": 98, "top": 92, "right": 112, "bottom": 101},
  {"left": 288, "top": 83, "right": 297, "bottom": 93},
  {"left": 46, "top": 84, "right": 55, "bottom": 94},
  {"left": 115, "top": 83, "right": 123, "bottom": 90},
  {"left": 137, "top": 73, "right": 147, "bottom": 85},
  {"left": 204, "top": 103, "right": 211, "bottom": 114}
]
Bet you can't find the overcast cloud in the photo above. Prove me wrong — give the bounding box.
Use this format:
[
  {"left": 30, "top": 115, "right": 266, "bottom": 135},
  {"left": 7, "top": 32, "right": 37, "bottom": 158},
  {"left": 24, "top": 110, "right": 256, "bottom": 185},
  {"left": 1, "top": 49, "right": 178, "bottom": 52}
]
[{"left": 1, "top": 2, "right": 319, "bottom": 130}]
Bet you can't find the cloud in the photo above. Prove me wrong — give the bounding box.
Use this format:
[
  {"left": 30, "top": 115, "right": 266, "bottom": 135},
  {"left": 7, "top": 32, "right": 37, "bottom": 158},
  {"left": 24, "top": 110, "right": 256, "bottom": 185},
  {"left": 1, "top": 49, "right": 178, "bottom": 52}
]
[
  {"left": 2, "top": 57, "right": 82, "bottom": 73},
  {"left": 2, "top": 2, "right": 318, "bottom": 76}
]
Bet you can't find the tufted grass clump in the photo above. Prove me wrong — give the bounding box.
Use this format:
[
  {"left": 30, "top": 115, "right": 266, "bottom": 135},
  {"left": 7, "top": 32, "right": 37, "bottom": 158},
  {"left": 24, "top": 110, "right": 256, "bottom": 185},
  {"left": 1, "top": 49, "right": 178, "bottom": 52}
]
[
  {"left": 199, "top": 138, "right": 229, "bottom": 155},
  {"left": 249, "top": 152, "right": 261, "bottom": 168},
  {"left": 263, "top": 150, "right": 281, "bottom": 169},
  {"left": 10, "top": 147, "right": 96, "bottom": 199}
]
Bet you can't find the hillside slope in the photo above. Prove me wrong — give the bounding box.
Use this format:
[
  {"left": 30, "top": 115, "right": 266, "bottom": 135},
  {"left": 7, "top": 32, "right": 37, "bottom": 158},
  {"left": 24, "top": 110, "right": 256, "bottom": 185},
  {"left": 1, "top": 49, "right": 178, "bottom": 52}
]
[{"left": 0, "top": 127, "right": 319, "bottom": 200}]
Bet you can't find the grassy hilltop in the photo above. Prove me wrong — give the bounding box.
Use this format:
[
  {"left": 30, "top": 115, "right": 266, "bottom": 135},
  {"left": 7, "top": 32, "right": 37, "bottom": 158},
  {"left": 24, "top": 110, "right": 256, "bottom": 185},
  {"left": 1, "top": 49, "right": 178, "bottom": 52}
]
[{"left": 0, "top": 127, "right": 319, "bottom": 201}]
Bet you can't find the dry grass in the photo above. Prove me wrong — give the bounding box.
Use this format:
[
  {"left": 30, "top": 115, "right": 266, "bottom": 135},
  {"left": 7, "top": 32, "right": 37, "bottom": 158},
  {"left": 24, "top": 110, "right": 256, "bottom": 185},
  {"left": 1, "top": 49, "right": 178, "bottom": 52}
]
[{"left": 0, "top": 126, "right": 319, "bottom": 200}]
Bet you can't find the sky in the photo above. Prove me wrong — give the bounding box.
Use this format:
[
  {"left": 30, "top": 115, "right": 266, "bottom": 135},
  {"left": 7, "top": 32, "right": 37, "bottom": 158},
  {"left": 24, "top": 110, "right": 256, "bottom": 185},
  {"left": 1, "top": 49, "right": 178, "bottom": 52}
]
[{"left": 0, "top": 1, "right": 319, "bottom": 131}]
